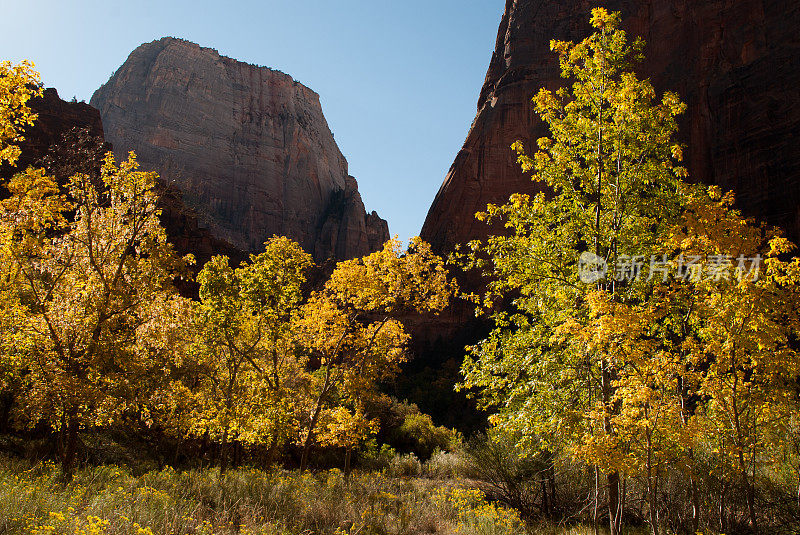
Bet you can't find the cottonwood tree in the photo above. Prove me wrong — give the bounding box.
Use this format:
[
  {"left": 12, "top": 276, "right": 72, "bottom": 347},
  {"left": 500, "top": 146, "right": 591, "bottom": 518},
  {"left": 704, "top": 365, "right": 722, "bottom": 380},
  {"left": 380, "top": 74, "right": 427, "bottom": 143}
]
[
  {"left": 459, "top": 9, "right": 800, "bottom": 534},
  {"left": 667, "top": 187, "right": 800, "bottom": 533},
  {"left": 0, "top": 60, "right": 41, "bottom": 393},
  {"left": 1, "top": 152, "right": 183, "bottom": 479},
  {"left": 458, "top": 9, "right": 689, "bottom": 534},
  {"left": 294, "top": 237, "right": 455, "bottom": 471},
  {"left": 186, "top": 237, "right": 311, "bottom": 475},
  {"left": 315, "top": 405, "right": 377, "bottom": 480}
]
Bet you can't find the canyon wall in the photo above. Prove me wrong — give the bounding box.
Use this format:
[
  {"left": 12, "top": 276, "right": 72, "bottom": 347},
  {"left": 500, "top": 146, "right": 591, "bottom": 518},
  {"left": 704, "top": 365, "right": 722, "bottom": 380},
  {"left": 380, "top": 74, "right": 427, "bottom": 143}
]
[{"left": 91, "top": 37, "right": 388, "bottom": 262}]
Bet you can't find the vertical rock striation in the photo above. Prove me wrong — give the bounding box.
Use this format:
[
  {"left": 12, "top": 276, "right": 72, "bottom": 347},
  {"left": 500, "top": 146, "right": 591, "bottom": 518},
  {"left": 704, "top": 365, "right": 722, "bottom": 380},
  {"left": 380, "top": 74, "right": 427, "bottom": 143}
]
[
  {"left": 421, "top": 0, "right": 800, "bottom": 252},
  {"left": 91, "top": 37, "right": 388, "bottom": 262}
]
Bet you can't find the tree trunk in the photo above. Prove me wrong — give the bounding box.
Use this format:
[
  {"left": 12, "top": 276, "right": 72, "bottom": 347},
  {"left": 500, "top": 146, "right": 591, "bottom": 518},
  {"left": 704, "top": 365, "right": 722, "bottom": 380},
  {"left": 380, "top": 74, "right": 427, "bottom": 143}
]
[
  {"left": 719, "top": 477, "right": 727, "bottom": 534},
  {"left": 173, "top": 436, "right": 184, "bottom": 467},
  {"left": 541, "top": 479, "right": 550, "bottom": 517},
  {"left": 219, "top": 428, "right": 229, "bottom": 479},
  {"left": 233, "top": 441, "right": 242, "bottom": 468},
  {"left": 344, "top": 446, "right": 352, "bottom": 482},
  {"left": 300, "top": 433, "right": 314, "bottom": 472},
  {"left": 0, "top": 392, "right": 13, "bottom": 434},
  {"left": 733, "top": 423, "right": 758, "bottom": 532},
  {"left": 689, "top": 475, "right": 700, "bottom": 534},
  {"left": 601, "top": 360, "right": 622, "bottom": 535},
  {"left": 744, "top": 471, "right": 758, "bottom": 534},
  {"left": 646, "top": 429, "right": 660, "bottom": 535},
  {"left": 301, "top": 365, "right": 332, "bottom": 472},
  {"left": 263, "top": 437, "right": 278, "bottom": 470},
  {"left": 593, "top": 466, "right": 600, "bottom": 535},
  {"left": 608, "top": 471, "right": 621, "bottom": 535},
  {"left": 61, "top": 415, "right": 79, "bottom": 482},
  {"left": 679, "top": 381, "right": 700, "bottom": 533},
  {"left": 547, "top": 462, "right": 557, "bottom": 517}
]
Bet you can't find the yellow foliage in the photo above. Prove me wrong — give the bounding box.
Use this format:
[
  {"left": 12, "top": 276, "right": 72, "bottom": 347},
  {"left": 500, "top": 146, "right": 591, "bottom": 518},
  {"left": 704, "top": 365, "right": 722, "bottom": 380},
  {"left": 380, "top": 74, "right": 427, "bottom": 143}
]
[{"left": 0, "top": 60, "right": 41, "bottom": 166}]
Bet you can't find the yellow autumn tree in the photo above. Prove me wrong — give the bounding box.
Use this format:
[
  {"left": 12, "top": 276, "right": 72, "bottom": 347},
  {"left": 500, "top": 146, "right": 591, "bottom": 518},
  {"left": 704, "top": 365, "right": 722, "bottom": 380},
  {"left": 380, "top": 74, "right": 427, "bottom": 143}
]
[
  {"left": 316, "top": 405, "right": 377, "bottom": 479},
  {"left": 459, "top": 10, "right": 800, "bottom": 533},
  {"left": 294, "top": 236, "right": 455, "bottom": 470},
  {"left": 1, "top": 153, "right": 184, "bottom": 479},
  {"left": 665, "top": 186, "right": 800, "bottom": 532},
  {"left": 459, "top": 9, "right": 688, "bottom": 533},
  {"left": 0, "top": 60, "right": 41, "bottom": 166},
  {"left": 0, "top": 60, "right": 41, "bottom": 405},
  {"left": 185, "top": 236, "right": 312, "bottom": 475}
]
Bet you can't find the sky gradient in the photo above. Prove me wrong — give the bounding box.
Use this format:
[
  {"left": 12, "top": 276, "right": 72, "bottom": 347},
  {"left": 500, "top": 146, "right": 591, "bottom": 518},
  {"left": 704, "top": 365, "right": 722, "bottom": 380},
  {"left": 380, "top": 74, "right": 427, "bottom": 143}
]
[{"left": 1, "top": 1, "right": 505, "bottom": 242}]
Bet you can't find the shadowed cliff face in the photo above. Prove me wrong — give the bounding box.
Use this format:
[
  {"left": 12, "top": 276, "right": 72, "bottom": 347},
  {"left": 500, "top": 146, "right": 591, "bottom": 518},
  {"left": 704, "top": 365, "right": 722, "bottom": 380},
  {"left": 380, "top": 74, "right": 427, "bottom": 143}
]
[
  {"left": 91, "top": 37, "right": 388, "bottom": 262},
  {"left": 421, "top": 0, "right": 800, "bottom": 253},
  {"left": 0, "top": 88, "right": 105, "bottom": 176},
  {"left": 0, "top": 87, "right": 243, "bottom": 272}
]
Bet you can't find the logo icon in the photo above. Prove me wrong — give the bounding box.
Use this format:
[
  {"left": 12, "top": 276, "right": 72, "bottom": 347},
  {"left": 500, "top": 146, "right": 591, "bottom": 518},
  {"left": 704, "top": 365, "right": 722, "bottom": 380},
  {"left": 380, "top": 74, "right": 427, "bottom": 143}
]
[{"left": 578, "top": 252, "right": 608, "bottom": 284}]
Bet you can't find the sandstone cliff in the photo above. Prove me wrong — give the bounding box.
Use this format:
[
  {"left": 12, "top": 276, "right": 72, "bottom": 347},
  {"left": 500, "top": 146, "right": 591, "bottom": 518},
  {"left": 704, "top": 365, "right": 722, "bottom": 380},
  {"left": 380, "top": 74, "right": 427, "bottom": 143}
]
[
  {"left": 421, "top": 0, "right": 800, "bottom": 252},
  {"left": 91, "top": 37, "right": 388, "bottom": 262}
]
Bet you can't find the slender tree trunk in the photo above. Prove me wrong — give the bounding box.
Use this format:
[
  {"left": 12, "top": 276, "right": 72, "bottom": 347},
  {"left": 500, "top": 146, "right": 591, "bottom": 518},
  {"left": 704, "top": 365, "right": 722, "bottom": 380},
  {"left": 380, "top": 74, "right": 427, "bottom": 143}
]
[
  {"left": 679, "top": 378, "right": 701, "bottom": 533},
  {"left": 300, "top": 432, "right": 314, "bottom": 472},
  {"left": 541, "top": 479, "right": 550, "bottom": 517},
  {"left": 646, "top": 428, "right": 660, "bottom": 535},
  {"left": 743, "top": 466, "right": 758, "bottom": 534},
  {"left": 0, "top": 392, "right": 13, "bottom": 434},
  {"left": 219, "top": 427, "right": 229, "bottom": 478},
  {"left": 601, "top": 361, "right": 621, "bottom": 535},
  {"left": 593, "top": 465, "right": 600, "bottom": 535},
  {"left": 608, "top": 471, "right": 621, "bottom": 535},
  {"left": 263, "top": 436, "right": 278, "bottom": 470},
  {"left": 719, "top": 467, "right": 728, "bottom": 535},
  {"left": 344, "top": 446, "right": 352, "bottom": 482},
  {"left": 301, "top": 363, "right": 333, "bottom": 472},
  {"left": 689, "top": 474, "right": 700, "bottom": 534},
  {"left": 201, "top": 431, "right": 210, "bottom": 468},
  {"left": 547, "top": 461, "right": 557, "bottom": 517},
  {"left": 233, "top": 441, "right": 242, "bottom": 468},
  {"left": 731, "top": 388, "right": 758, "bottom": 533},
  {"left": 796, "top": 469, "right": 800, "bottom": 511},
  {"left": 173, "top": 436, "right": 184, "bottom": 467}
]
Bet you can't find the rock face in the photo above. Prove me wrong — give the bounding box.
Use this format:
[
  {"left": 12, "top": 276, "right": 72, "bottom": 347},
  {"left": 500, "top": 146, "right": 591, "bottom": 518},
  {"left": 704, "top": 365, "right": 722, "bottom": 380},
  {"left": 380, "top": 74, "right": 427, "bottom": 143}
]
[
  {"left": 91, "top": 37, "right": 388, "bottom": 261},
  {"left": 421, "top": 0, "right": 800, "bottom": 252}
]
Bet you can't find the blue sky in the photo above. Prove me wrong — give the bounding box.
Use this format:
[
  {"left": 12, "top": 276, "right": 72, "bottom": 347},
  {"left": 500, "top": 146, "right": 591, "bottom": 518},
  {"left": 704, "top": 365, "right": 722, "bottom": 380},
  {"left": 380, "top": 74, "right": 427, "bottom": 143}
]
[{"left": 1, "top": 0, "right": 503, "bottom": 242}]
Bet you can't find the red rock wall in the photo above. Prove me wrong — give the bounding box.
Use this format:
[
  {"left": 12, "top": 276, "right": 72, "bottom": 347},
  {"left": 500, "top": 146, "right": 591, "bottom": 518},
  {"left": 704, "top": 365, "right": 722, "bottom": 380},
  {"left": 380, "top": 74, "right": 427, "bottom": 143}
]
[
  {"left": 91, "top": 37, "right": 388, "bottom": 262},
  {"left": 421, "top": 0, "right": 800, "bottom": 253}
]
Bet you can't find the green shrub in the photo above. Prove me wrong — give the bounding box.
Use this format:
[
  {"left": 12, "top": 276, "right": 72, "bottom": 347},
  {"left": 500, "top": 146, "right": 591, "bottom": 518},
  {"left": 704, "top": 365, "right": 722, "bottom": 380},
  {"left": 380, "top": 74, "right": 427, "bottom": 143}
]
[
  {"left": 385, "top": 452, "right": 423, "bottom": 478},
  {"left": 424, "top": 448, "right": 468, "bottom": 479}
]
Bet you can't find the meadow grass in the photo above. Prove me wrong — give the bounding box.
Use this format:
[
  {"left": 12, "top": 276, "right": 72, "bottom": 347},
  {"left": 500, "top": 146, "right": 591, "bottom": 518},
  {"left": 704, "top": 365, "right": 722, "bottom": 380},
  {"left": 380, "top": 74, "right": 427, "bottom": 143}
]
[
  {"left": 0, "top": 455, "right": 648, "bottom": 535},
  {"left": 0, "top": 454, "right": 519, "bottom": 535}
]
